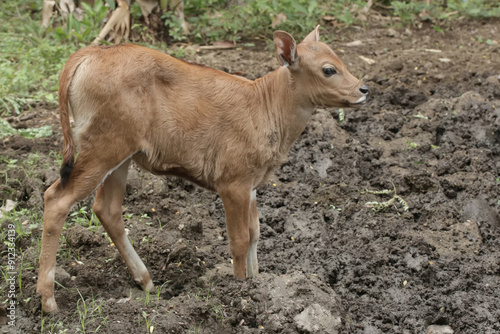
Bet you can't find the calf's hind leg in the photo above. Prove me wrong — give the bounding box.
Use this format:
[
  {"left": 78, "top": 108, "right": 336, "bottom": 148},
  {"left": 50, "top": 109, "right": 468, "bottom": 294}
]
[
  {"left": 37, "top": 179, "right": 75, "bottom": 313},
  {"left": 37, "top": 149, "right": 136, "bottom": 313},
  {"left": 92, "top": 159, "right": 154, "bottom": 292}
]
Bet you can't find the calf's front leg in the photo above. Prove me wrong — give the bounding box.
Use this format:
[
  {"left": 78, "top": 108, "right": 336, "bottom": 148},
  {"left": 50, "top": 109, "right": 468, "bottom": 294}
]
[{"left": 219, "top": 183, "right": 253, "bottom": 279}]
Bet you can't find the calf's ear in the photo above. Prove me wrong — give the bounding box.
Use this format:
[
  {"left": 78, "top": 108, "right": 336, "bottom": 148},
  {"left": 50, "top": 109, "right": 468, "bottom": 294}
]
[
  {"left": 273, "top": 31, "right": 298, "bottom": 67},
  {"left": 302, "top": 25, "right": 320, "bottom": 43}
]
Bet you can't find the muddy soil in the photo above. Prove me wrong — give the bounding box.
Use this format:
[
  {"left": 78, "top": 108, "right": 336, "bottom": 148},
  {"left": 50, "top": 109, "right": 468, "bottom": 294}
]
[{"left": 1, "top": 20, "right": 499, "bottom": 334}]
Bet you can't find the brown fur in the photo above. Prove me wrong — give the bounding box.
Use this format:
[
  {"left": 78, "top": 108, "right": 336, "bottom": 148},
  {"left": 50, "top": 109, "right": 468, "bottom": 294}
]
[{"left": 37, "top": 26, "right": 368, "bottom": 312}]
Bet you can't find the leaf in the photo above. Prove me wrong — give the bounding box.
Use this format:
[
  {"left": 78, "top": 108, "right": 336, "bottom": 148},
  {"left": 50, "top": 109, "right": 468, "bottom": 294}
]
[
  {"left": 338, "top": 108, "right": 345, "bottom": 124},
  {"left": 271, "top": 12, "right": 287, "bottom": 28},
  {"left": 41, "top": 0, "right": 56, "bottom": 28},
  {"left": 291, "top": 2, "right": 308, "bottom": 15},
  {"left": 0, "top": 118, "right": 18, "bottom": 138},
  {"left": 0, "top": 119, "right": 53, "bottom": 139},
  {"left": 105, "top": 0, "right": 116, "bottom": 11},
  {"left": 17, "top": 126, "right": 53, "bottom": 139},
  {"left": 433, "top": 26, "right": 444, "bottom": 33},
  {"left": 45, "top": 93, "right": 55, "bottom": 102},
  {"left": 359, "top": 55, "right": 376, "bottom": 65},
  {"left": 80, "top": 2, "right": 93, "bottom": 16}
]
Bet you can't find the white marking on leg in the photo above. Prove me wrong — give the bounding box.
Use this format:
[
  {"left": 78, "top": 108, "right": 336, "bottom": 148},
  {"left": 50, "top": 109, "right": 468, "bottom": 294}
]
[
  {"left": 249, "top": 190, "right": 256, "bottom": 208},
  {"left": 47, "top": 267, "right": 56, "bottom": 281},
  {"left": 120, "top": 234, "right": 152, "bottom": 288},
  {"left": 247, "top": 189, "right": 259, "bottom": 278},
  {"left": 44, "top": 295, "right": 58, "bottom": 313},
  {"left": 98, "top": 154, "right": 135, "bottom": 190},
  {"left": 246, "top": 240, "right": 259, "bottom": 278}
]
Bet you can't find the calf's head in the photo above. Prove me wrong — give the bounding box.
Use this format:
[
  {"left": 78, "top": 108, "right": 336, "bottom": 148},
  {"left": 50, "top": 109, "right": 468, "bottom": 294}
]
[{"left": 274, "top": 26, "right": 368, "bottom": 108}]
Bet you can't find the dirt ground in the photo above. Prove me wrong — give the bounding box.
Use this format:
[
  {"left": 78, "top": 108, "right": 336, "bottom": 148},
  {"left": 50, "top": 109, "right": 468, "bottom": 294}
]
[{"left": 1, "top": 19, "right": 499, "bottom": 334}]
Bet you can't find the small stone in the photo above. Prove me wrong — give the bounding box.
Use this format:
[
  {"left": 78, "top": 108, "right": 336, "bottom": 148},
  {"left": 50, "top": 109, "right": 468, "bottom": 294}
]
[
  {"left": 294, "top": 304, "right": 341, "bottom": 334},
  {"left": 387, "top": 28, "right": 398, "bottom": 37},
  {"left": 55, "top": 266, "right": 71, "bottom": 286},
  {"left": 427, "top": 325, "right": 454, "bottom": 334},
  {"left": 486, "top": 75, "right": 499, "bottom": 84}
]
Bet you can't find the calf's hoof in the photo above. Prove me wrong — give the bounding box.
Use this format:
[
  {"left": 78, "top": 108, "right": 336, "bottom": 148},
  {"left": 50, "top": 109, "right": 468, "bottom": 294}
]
[{"left": 41, "top": 295, "right": 59, "bottom": 313}]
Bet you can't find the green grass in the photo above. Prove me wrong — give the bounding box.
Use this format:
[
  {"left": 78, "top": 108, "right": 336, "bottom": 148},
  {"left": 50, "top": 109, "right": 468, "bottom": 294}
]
[
  {"left": 0, "top": 1, "right": 78, "bottom": 116},
  {"left": 75, "top": 289, "right": 108, "bottom": 333},
  {"left": 391, "top": 0, "right": 500, "bottom": 25}
]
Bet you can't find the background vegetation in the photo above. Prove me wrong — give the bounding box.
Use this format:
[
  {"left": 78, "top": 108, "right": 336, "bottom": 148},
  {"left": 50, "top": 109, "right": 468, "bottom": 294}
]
[{"left": 0, "top": 0, "right": 499, "bottom": 116}]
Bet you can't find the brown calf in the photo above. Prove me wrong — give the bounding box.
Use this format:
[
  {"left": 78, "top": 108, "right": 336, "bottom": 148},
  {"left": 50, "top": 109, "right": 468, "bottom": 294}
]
[{"left": 37, "top": 26, "right": 368, "bottom": 312}]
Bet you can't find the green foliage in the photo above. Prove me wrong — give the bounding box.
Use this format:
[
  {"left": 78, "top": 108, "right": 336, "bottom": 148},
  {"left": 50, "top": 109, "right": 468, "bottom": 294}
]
[
  {"left": 449, "top": 0, "right": 500, "bottom": 18},
  {"left": 391, "top": 0, "right": 500, "bottom": 25},
  {"left": 0, "top": 207, "right": 41, "bottom": 243},
  {"left": 47, "top": 1, "right": 108, "bottom": 44},
  {"left": 75, "top": 290, "right": 108, "bottom": 333},
  {"left": 183, "top": 0, "right": 331, "bottom": 43},
  {"left": 50, "top": 1, "right": 109, "bottom": 44},
  {"left": 70, "top": 206, "right": 100, "bottom": 230},
  {"left": 391, "top": 1, "right": 426, "bottom": 24},
  {"left": 0, "top": 1, "right": 77, "bottom": 115},
  {"left": 0, "top": 118, "right": 52, "bottom": 139},
  {"left": 163, "top": 10, "right": 188, "bottom": 41}
]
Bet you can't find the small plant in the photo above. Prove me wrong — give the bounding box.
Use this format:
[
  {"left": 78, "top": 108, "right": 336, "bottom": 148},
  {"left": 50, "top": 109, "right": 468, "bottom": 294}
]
[
  {"left": 138, "top": 311, "right": 156, "bottom": 333},
  {"left": 124, "top": 213, "right": 134, "bottom": 221},
  {"left": 0, "top": 119, "right": 52, "bottom": 140},
  {"left": 49, "top": 150, "right": 64, "bottom": 166},
  {"left": 391, "top": 0, "right": 425, "bottom": 24},
  {"left": 362, "top": 184, "right": 409, "bottom": 213},
  {"left": 162, "top": 11, "right": 188, "bottom": 42},
  {"left": 391, "top": 0, "right": 500, "bottom": 26},
  {"left": 144, "top": 289, "right": 151, "bottom": 306},
  {"left": 212, "top": 303, "right": 226, "bottom": 325},
  {"left": 329, "top": 204, "right": 342, "bottom": 211},
  {"left": 188, "top": 323, "right": 203, "bottom": 334},
  {"left": 17, "top": 252, "right": 34, "bottom": 297},
  {"left": 407, "top": 140, "right": 420, "bottom": 150},
  {"left": 169, "top": 46, "right": 194, "bottom": 59},
  {"left": 183, "top": 0, "right": 329, "bottom": 44},
  {"left": 338, "top": 108, "right": 345, "bottom": 124},
  {"left": 70, "top": 206, "right": 100, "bottom": 230},
  {"left": 75, "top": 290, "right": 108, "bottom": 333},
  {"left": 51, "top": 0, "right": 109, "bottom": 44}
]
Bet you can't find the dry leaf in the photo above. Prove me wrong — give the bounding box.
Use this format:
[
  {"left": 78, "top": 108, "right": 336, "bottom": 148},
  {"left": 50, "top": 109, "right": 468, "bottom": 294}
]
[
  {"left": 363, "top": 0, "right": 373, "bottom": 13},
  {"left": 136, "top": 0, "right": 158, "bottom": 24},
  {"left": 199, "top": 41, "right": 236, "bottom": 50},
  {"left": 272, "top": 12, "right": 287, "bottom": 28},
  {"left": 359, "top": 55, "right": 376, "bottom": 65},
  {"left": 345, "top": 40, "right": 363, "bottom": 47},
  {"left": 322, "top": 15, "right": 336, "bottom": 22},
  {"left": 41, "top": 0, "right": 56, "bottom": 28},
  {"left": 60, "top": 0, "right": 76, "bottom": 16}
]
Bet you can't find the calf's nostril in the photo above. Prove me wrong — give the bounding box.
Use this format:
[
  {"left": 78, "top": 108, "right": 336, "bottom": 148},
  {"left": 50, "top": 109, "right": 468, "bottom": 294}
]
[{"left": 359, "top": 85, "right": 369, "bottom": 95}]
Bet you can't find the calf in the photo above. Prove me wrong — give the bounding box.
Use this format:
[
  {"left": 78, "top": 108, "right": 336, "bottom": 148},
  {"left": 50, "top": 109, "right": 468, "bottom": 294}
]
[{"left": 37, "top": 26, "right": 368, "bottom": 312}]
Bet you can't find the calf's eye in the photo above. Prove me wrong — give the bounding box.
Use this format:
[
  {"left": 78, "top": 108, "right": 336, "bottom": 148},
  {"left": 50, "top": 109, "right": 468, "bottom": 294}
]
[{"left": 322, "top": 67, "right": 337, "bottom": 77}]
